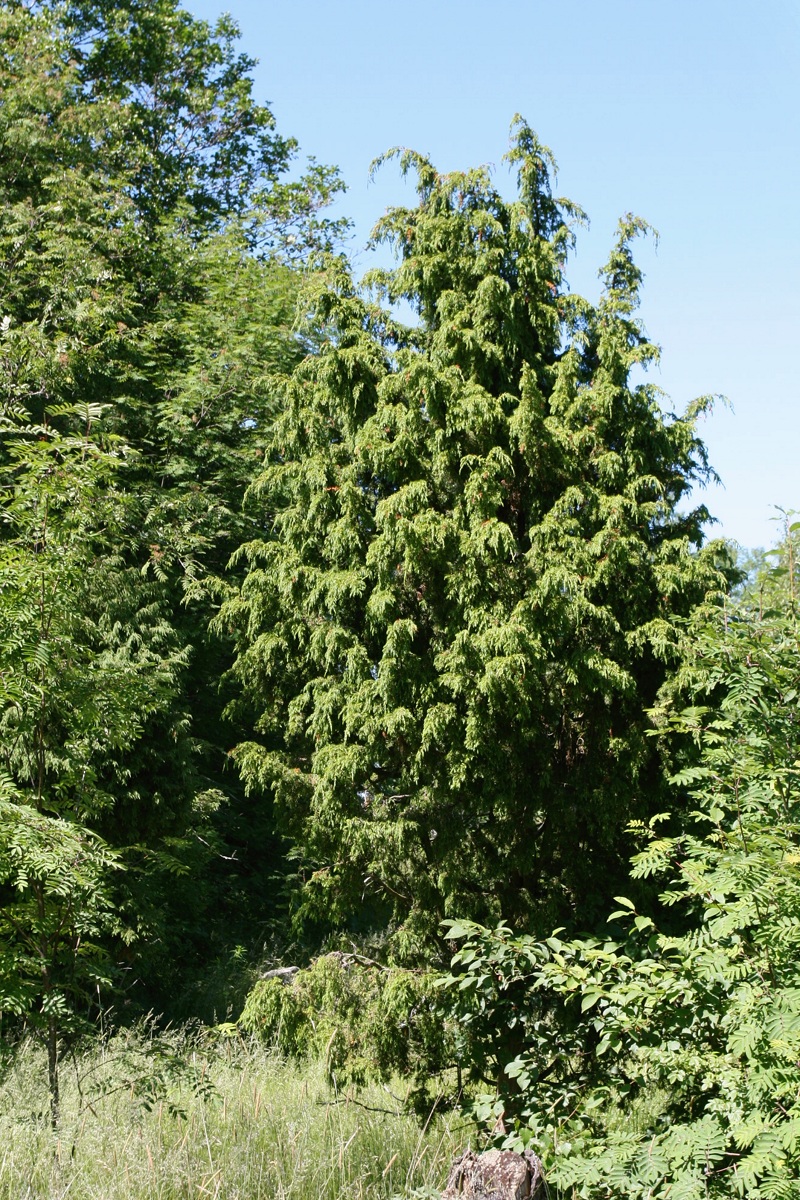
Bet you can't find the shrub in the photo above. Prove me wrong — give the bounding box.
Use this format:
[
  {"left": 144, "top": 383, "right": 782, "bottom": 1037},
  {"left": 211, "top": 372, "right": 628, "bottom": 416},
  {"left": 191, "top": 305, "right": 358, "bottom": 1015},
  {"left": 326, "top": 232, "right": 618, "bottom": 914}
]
[{"left": 239, "top": 953, "right": 457, "bottom": 1111}]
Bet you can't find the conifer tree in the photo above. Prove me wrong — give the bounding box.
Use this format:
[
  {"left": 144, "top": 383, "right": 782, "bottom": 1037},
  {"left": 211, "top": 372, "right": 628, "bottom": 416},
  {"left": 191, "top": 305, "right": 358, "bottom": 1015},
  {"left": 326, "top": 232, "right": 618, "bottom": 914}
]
[
  {"left": 222, "top": 120, "right": 727, "bottom": 951},
  {"left": 436, "top": 520, "right": 800, "bottom": 1198}
]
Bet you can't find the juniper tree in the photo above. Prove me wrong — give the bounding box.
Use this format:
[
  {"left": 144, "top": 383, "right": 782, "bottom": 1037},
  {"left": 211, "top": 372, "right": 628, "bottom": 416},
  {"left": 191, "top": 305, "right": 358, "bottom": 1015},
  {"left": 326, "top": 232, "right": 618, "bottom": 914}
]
[{"left": 222, "top": 120, "right": 728, "bottom": 952}]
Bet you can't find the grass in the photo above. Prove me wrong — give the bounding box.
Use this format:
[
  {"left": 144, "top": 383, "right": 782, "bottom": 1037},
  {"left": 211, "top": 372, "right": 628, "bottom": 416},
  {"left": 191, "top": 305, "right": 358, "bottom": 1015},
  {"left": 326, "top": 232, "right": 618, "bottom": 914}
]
[{"left": 0, "top": 1028, "right": 471, "bottom": 1199}]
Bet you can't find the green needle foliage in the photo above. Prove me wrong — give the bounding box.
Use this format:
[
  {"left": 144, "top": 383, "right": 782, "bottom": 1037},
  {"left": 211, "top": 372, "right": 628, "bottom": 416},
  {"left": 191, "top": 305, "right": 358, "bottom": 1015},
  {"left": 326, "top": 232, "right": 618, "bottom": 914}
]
[
  {"left": 221, "top": 119, "right": 727, "bottom": 953},
  {"left": 239, "top": 952, "right": 452, "bottom": 1111},
  {"left": 438, "top": 542, "right": 800, "bottom": 1198}
]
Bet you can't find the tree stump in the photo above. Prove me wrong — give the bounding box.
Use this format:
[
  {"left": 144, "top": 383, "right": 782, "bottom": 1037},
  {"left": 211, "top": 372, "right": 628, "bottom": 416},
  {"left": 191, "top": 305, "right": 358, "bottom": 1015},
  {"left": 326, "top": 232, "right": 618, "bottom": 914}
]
[{"left": 441, "top": 1149, "right": 545, "bottom": 1199}]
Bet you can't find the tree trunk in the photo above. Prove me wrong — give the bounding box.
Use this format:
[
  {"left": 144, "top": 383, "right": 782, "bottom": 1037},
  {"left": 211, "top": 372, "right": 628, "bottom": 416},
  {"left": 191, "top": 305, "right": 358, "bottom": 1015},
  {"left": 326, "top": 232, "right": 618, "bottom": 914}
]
[{"left": 47, "top": 1014, "right": 59, "bottom": 1130}]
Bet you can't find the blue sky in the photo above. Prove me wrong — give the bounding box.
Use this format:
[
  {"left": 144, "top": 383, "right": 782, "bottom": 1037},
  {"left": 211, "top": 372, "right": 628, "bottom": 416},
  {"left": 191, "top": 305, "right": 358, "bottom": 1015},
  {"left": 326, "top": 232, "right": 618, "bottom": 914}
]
[{"left": 190, "top": 0, "right": 800, "bottom": 550}]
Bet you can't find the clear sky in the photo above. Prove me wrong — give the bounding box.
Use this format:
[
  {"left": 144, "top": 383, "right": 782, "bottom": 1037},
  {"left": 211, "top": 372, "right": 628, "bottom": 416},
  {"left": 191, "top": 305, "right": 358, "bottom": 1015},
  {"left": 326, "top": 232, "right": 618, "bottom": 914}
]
[{"left": 189, "top": 0, "right": 800, "bottom": 550}]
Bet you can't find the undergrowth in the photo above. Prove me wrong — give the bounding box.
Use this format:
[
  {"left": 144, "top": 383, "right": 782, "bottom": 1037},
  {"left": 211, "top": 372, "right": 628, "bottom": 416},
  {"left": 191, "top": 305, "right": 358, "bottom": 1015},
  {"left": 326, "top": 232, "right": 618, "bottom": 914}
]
[{"left": 0, "top": 1028, "right": 469, "bottom": 1199}]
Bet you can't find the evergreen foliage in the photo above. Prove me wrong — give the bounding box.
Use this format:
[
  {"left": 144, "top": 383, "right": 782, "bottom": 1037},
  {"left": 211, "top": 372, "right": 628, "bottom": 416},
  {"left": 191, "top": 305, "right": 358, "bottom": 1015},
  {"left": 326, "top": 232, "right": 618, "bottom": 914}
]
[
  {"left": 438, "top": 538, "right": 800, "bottom": 1197},
  {"left": 239, "top": 952, "right": 452, "bottom": 1110},
  {"left": 221, "top": 120, "right": 726, "bottom": 951},
  {"left": 7, "top": 9, "right": 799, "bottom": 1194}
]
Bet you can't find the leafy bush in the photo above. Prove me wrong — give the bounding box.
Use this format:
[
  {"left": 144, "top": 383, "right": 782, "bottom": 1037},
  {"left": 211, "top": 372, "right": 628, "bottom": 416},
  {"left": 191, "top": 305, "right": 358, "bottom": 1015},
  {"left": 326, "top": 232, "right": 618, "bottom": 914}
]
[{"left": 438, "top": 559, "right": 800, "bottom": 1198}]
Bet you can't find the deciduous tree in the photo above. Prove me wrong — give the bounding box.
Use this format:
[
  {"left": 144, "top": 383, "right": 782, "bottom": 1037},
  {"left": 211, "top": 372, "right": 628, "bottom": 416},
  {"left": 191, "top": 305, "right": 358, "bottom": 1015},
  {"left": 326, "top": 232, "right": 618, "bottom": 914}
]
[
  {"left": 0, "top": 0, "right": 344, "bottom": 1015},
  {"left": 0, "top": 404, "right": 186, "bottom": 1123}
]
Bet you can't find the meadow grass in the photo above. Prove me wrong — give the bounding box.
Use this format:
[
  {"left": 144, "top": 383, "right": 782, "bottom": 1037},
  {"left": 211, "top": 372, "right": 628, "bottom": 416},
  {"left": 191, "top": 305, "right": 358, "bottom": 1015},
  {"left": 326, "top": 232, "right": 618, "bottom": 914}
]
[{"left": 0, "top": 1030, "right": 470, "bottom": 1200}]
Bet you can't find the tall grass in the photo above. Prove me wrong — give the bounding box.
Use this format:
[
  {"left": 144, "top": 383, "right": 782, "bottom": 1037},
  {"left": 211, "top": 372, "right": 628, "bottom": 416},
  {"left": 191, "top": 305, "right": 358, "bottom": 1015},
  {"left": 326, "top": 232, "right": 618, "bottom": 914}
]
[{"left": 0, "top": 1029, "right": 470, "bottom": 1199}]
